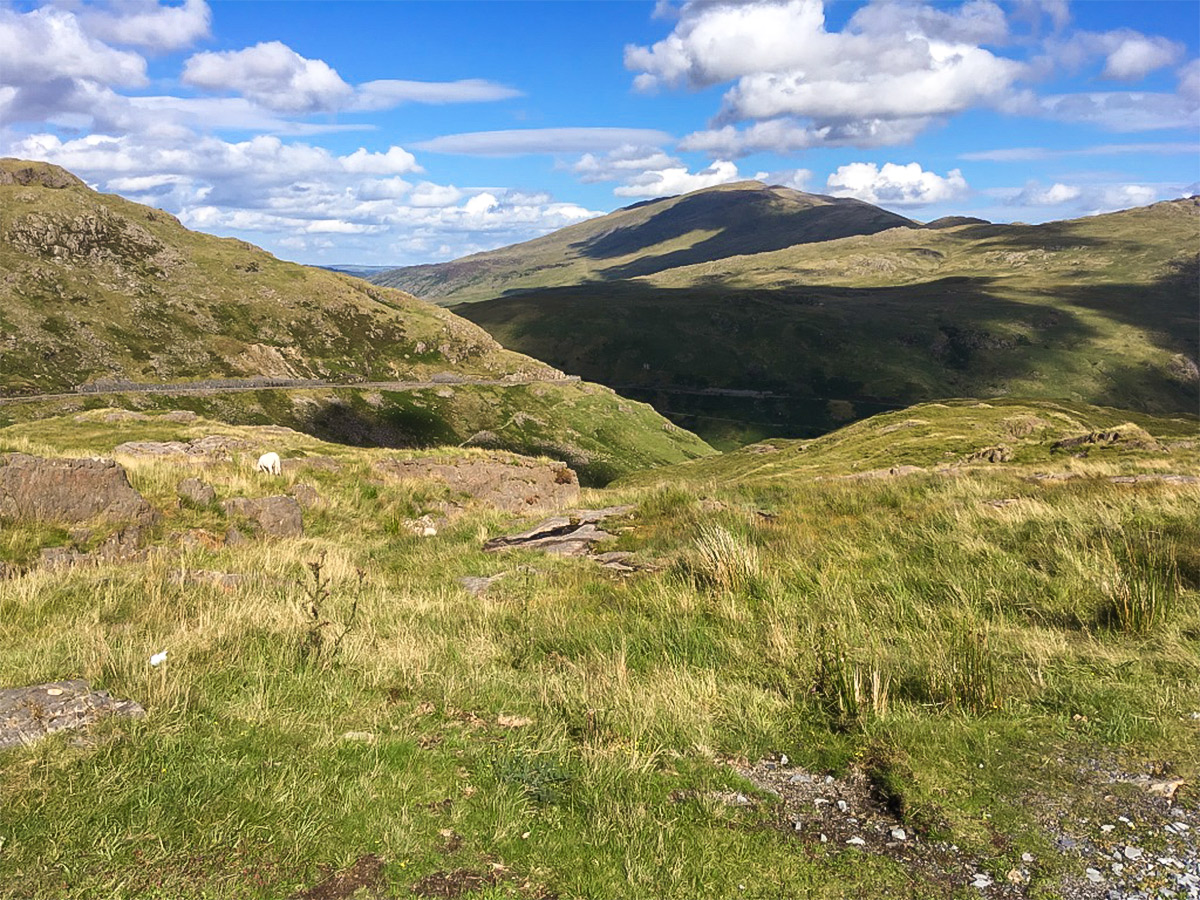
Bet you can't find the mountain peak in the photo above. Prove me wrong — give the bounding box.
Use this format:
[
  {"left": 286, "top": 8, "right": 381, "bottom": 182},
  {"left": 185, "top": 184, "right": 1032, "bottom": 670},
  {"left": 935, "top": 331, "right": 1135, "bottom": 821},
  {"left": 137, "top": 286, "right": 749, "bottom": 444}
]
[{"left": 0, "top": 158, "right": 86, "bottom": 190}]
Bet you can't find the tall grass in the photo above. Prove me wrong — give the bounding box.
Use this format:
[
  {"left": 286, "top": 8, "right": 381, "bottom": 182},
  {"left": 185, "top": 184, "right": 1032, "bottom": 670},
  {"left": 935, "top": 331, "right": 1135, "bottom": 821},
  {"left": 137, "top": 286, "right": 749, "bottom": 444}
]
[{"left": 689, "top": 523, "right": 761, "bottom": 594}]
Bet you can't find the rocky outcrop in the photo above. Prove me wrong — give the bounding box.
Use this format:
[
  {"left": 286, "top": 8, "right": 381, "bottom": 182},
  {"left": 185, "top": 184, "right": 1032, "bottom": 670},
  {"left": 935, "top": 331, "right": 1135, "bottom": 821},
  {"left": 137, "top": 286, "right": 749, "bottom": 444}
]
[
  {"left": 373, "top": 452, "right": 579, "bottom": 512},
  {"left": 966, "top": 446, "right": 1012, "bottom": 463},
  {"left": 1052, "top": 425, "right": 1161, "bottom": 453},
  {"left": 0, "top": 159, "right": 84, "bottom": 189},
  {"left": 287, "top": 483, "right": 320, "bottom": 509},
  {"left": 221, "top": 495, "right": 303, "bottom": 538},
  {"left": 115, "top": 434, "right": 253, "bottom": 461},
  {"left": 39, "top": 525, "right": 150, "bottom": 569},
  {"left": 177, "top": 477, "right": 216, "bottom": 506},
  {"left": 0, "top": 680, "right": 145, "bottom": 749},
  {"left": 0, "top": 454, "right": 153, "bottom": 524},
  {"left": 484, "top": 506, "right": 634, "bottom": 557}
]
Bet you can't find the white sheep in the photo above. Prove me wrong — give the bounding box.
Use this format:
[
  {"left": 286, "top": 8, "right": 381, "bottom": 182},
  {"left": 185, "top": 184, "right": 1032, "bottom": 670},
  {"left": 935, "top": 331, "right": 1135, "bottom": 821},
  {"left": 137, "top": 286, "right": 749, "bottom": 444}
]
[{"left": 255, "top": 451, "right": 282, "bottom": 476}]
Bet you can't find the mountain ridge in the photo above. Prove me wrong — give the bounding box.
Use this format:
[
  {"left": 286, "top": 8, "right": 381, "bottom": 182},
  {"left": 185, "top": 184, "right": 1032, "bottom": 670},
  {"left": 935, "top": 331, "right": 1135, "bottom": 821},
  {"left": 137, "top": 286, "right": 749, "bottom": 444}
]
[
  {"left": 371, "top": 183, "right": 1198, "bottom": 447},
  {"left": 369, "top": 180, "right": 918, "bottom": 303}
]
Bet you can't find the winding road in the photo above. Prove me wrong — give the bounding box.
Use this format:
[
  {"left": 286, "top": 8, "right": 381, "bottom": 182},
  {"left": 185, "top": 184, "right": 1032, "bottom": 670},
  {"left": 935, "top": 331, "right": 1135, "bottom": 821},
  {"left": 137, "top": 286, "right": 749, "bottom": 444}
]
[{"left": 0, "top": 375, "right": 581, "bottom": 406}]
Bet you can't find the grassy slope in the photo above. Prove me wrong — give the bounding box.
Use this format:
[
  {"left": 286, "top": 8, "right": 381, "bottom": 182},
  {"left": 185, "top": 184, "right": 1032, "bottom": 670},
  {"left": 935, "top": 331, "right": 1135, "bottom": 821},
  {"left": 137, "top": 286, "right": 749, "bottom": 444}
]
[
  {"left": 0, "top": 382, "right": 713, "bottom": 487},
  {"left": 1, "top": 404, "right": 1197, "bottom": 898},
  {"left": 457, "top": 200, "right": 1199, "bottom": 447},
  {"left": 0, "top": 162, "right": 550, "bottom": 394},
  {"left": 621, "top": 398, "right": 1200, "bottom": 486},
  {"left": 0, "top": 158, "right": 714, "bottom": 483},
  {"left": 369, "top": 181, "right": 915, "bottom": 304}
]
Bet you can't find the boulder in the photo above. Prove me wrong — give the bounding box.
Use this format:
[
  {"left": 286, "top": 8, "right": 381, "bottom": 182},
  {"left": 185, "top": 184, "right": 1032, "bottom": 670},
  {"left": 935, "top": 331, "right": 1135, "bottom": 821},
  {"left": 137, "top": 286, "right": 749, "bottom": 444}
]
[
  {"left": 177, "top": 477, "right": 216, "bottom": 506},
  {"left": 0, "top": 680, "right": 145, "bottom": 749},
  {"left": 0, "top": 453, "right": 153, "bottom": 524},
  {"left": 966, "top": 446, "right": 1012, "bottom": 464},
  {"left": 373, "top": 452, "right": 579, "bottom": 512},
  {"left": 221, "top": 495, "right": 303, "bottom": 538},
  {"left": 287, "top": 483, "right": 320, "bottom": 509}
]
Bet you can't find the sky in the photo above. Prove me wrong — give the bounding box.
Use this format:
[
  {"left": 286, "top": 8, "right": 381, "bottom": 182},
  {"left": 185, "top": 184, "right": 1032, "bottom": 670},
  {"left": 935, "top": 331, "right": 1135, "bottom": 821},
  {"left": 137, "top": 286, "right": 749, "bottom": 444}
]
[{"left": 1, "top": 0, "right": 1197, "bottom": 266}]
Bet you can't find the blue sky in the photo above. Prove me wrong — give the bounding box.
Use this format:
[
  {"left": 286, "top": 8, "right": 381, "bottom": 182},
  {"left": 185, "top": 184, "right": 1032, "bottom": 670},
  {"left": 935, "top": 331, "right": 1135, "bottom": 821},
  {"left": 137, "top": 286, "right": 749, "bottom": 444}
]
[{"left": 1, "top": 0, "right": 1197, "bottom": 265}]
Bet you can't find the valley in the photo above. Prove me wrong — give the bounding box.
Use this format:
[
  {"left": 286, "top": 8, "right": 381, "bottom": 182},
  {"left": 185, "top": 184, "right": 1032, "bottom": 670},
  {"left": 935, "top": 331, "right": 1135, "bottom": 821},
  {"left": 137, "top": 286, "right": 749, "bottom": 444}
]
[
  {"left": 1, "top": 159, "right": 1196, "bottom": 900},
  {"left": 371, "top": 184, "right": 1199, "bottom": 448}
]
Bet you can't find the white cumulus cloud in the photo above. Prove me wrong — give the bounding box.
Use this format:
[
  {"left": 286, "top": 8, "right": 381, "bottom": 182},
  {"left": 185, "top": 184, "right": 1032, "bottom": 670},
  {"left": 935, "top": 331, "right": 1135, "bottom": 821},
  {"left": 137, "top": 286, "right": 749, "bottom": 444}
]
[
  {"left": 0, "top": 6, "right": 146, "bottom": 87},
  {"left": 613, "top": 159, "right": 742, "bottom": 198},
  {"left": 1102, "top": 33, "right": 1184, "bottom": 81},
  {"left": 79, "top": 0, "right": 211, "bottom": 53},
  {"left": 826, "top": 162, "right": 969, "bottom": 206},
  {"left": 626, "top": 0, "right": 1024, "bottom": 152},
  {"left": 182, "top": 41, "right": 354, "bottom": 114},
  {"left": 1017, "top": 182, "right": 1082, "bottom": 205}
]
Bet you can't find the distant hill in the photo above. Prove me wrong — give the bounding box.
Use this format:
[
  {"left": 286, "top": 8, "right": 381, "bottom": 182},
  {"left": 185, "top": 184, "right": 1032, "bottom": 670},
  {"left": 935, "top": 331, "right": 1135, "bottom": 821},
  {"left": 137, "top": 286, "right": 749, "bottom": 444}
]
[
  {"left": 369, "top": 184, "right": 1198, "bottom": 447},
  {"left": 368, "top": 181, "right": 917, "bottom": 303},
  {"left": 318, "top": 264, "right": 396, "bottom": 278},
  {"left": 0, "top": 158, "right": 714, "bottom": 482}
]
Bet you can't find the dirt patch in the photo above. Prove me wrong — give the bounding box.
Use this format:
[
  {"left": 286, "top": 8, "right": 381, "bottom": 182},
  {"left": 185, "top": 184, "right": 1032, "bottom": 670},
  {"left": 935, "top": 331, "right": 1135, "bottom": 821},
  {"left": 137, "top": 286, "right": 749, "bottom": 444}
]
[
  {"left": 729, "top": 758, "right": 1027, "bottom": 898},
  {"left": 411, "top": 867, "right": 556, "bottom": 900},
  {"left": 290, "top": 854, "right": 387, "bottom": 900},
  {"left": 411, "top": 868, "right": 500, "bottom": 898}
]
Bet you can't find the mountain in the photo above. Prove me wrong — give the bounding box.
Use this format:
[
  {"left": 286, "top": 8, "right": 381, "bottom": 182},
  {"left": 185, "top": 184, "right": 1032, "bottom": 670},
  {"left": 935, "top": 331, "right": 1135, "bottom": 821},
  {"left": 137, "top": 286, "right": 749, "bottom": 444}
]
[
  {"left": 0, "top": 158, "right": 714, "bottom": 482},
  {"left": 369, "top": 180, "right": 917, "bottom": 303},
  {"left": 372, "top": 184, "right": 1199, "bottom": 448}
]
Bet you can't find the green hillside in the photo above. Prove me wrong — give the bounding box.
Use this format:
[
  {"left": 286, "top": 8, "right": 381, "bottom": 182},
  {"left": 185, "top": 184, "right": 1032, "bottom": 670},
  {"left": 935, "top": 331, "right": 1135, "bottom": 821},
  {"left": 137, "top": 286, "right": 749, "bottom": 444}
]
[
  {"left": 449, "top": 195, "right": 1199, "bottom": 447},
  {"left": 0, "top": 158, "right": 714, "bottom": 482},
  {"left": 620, "top": 397, "right": 1200, "bottom": 486},
  {"left": 369, "top": 181, "right": 916, "bottom": 303},
  {"left": 2, "top": 404, "right": 1196, "bottom": 899}
]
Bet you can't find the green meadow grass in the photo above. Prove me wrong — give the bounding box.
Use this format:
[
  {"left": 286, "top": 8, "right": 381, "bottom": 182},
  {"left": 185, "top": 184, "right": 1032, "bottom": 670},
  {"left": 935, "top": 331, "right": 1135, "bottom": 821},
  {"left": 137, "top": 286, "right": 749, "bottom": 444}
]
[{"left": 1, "top": 404, "right": 1197, "bottom": 898}]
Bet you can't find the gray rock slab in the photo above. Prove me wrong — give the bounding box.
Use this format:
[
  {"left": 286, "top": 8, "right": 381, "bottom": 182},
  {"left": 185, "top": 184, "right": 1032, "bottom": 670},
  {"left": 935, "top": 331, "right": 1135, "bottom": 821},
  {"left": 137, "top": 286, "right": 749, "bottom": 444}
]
[{"left": 0, "top": 680, "right": 145, "bottom": 749}]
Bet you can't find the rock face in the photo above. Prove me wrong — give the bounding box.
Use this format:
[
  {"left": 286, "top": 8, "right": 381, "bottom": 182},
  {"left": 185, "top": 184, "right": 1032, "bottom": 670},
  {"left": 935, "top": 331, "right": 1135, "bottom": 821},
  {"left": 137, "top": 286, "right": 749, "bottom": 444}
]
[
  {"left": 0, "top": 680, "right": 145, "bottom": 749},
  {"left": 373, "top": 453, "right": 579, "bottom": 512},
  {"left": 0, "top": 454, "right": 153, "bottom": 524},
  {"left": 221, "top": 495, "right": 303, "bottom": 538},
  {"left": 0, "top": 160, "right": 84, "bottom": 189}
]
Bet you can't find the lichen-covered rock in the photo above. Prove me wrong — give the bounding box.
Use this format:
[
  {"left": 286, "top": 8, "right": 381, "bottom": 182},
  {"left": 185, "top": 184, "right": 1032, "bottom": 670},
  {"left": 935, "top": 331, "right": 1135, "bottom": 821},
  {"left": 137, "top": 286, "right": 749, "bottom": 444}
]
[
  {"left": 287, "top": 483, "right": 320, "bottom": 509},
  {"left": 373, "top": 452, "right": 579, "bottom": 512},
  {"left": 966, "top": 446, "right": 1012, "bottom": 464},
  {"left": 0, "top": 453, "right": 153, "bottom": 524},
  {"left": 115, "top": 434, "right": 253, "bottom": 461},
  {"left": 177, "top": 477, "right": 217, "bottom": 506},
  {"left": 221, "top": 495, "right": 303, "bottom": 538},
  {"left": 0, "top": 680, "right": 145, "bottom": 749},
  {"left": 39, "top": 524, "right": 149, "bottom": 569}
]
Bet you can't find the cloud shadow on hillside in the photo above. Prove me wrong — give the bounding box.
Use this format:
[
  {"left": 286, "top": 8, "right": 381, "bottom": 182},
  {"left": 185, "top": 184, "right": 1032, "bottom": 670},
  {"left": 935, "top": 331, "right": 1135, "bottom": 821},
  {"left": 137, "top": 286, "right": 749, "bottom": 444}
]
[
  {"left": 460, "top": 272, "right": 1198, "bottom": 445},
  {"left": 568, "top": 188, "right": 914, "bottom": 279}
]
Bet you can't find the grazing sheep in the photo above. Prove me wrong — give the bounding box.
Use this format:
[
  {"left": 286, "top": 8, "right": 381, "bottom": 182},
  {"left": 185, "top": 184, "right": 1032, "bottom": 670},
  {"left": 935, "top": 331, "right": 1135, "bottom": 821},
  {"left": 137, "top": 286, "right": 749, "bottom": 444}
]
[{"left": 256, "top": 452, "right": 282, "bottom": 476}]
